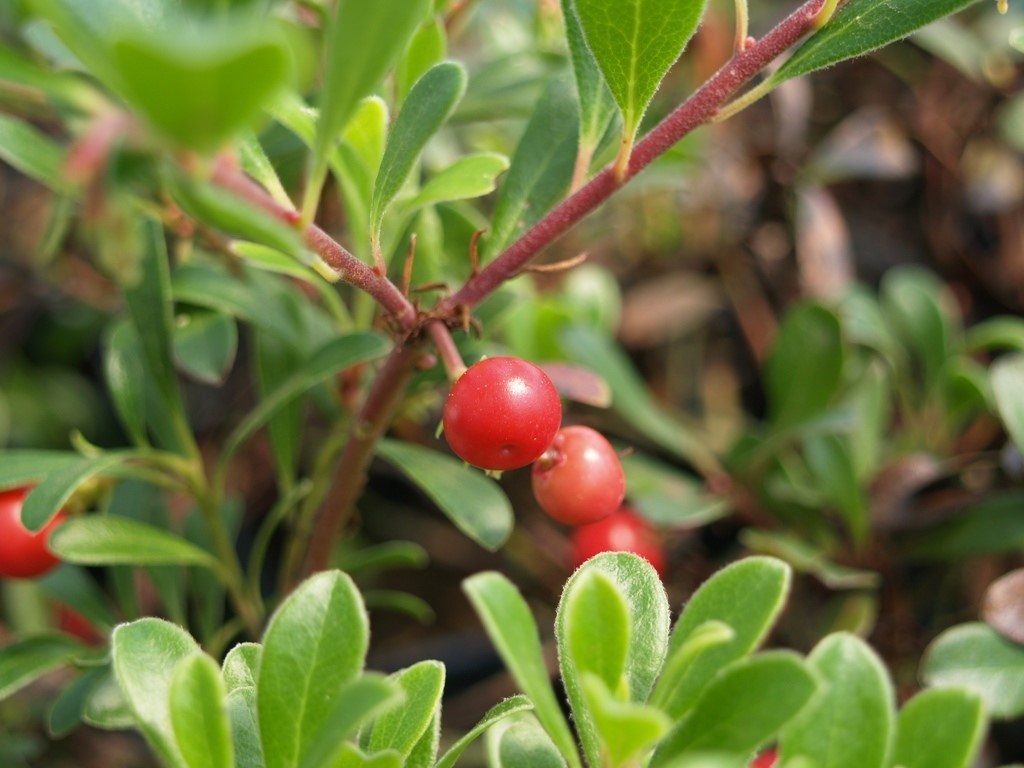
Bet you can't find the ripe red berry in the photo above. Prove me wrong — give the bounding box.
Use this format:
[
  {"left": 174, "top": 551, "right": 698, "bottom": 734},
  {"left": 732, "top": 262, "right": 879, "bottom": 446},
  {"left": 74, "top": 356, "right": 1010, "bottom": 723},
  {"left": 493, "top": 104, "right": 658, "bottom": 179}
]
[
  {"left": 443, "top": 357, "right": 562, "bottom": 471},
  {"left": 531, "top": 425, "right": 625, "bottom": 525},
  {"left": 0, "top": 486, "right": 65, "bottom": 579},
  {"left": 750, "top": 747, "right": 778, "bottom": 768},
  {"left": 570, "top": 507, "right": 665, "bottom": 575}
]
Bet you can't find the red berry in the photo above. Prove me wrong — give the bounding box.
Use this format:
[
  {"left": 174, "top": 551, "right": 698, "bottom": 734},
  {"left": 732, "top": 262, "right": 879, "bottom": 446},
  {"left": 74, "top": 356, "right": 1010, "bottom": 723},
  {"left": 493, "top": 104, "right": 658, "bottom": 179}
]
[
  {"left": 443, "top": 357, "right": 562, "bottom": 471},
  {"left": 532, "top": 425, "right": 625, "bottom": 525},
  {"left": 750, "top": 747, "right": 778, "bottom": 768},
  {"left": 0, "top": 486, "right": 65, "bottom": 579},
  {"left": 570, "top": 507, "right": 665, "bottom": 575}
]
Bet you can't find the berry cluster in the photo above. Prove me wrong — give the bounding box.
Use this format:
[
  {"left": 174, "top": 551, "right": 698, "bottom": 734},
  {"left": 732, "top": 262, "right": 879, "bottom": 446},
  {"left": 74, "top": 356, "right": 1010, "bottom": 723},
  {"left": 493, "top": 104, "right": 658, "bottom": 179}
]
[
  {"left": 443, "top": 356, "right": 671, "bottom": 577},
  {"left": 443, "top": 357, "right": 626, "bottom": 526}
]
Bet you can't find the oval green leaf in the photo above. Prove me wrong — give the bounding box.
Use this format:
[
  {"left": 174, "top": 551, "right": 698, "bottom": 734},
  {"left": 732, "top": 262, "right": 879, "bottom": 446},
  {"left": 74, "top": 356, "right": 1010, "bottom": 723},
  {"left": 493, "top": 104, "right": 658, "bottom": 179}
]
[
  {"left": 993, "top": 353, "right": 1024, "bottom": 457},
  {"left": 780, "top": 633, "right": 894, "bottom": 768},
  {"left": 652, "top": 652, "right": 817, "bottom": 763},
  {"left": 21, "top": 452, "right": 132, "bottom": 532},
  {"left": 406, "top": 152, "right": 510, "bottom": 210},
  {"left": 172, "top": 309, "right": 239, "bottom": 386},
  {"left": 435, "top": 695, "right": 534, "bottom": 768},
  {"left": 49, "top": 516, "right": 218, "bottom": 569},
  {"left": 0, "top": 114, "right": 67, "bottom": 191},
  {"left": 364, "top": 661, "right": 444, "bottom": 757},
  {"left": 0, "top": 634, "right": 86, "bottom": 701},
  {"left": 654, "top": 556, "right": 791, "bottom": 718},
  {"left": 375, "top": 439, "right": 513, "bottom": 551},
  {"left": 922, "top": 622, "right": 1024, "bottom": 719},
  {"left": 0, "top": 450, "right": 81, "bottom": 492},
  {"left": 170, "top": 653, "right": 234, "bottom": 768},
  {"left": 764, "top": 302, "right": 844, "bottom": 428},
  {"left": 112, "top": 618, "right": 203, "bottom": 768},
  {"left": 770, "top": 0, "right": 981, "bottom": 88},
  {"left": 257, "top": 570, "right": 369, "bottom": 768},
  {"left": 574, "top": 0, "right": 707, "bottom": 141},
  {"left": 370, "top": 61, "right": 467, "bottom": 247},
  {"left": 892, "top": 686, "right": 986, "bottom": 768},
  {"left": 111, "top": 20, "right": 292, "bottom": 152},
  {"left": 463, "top": 572, "right": 581, "bottom": 768}
]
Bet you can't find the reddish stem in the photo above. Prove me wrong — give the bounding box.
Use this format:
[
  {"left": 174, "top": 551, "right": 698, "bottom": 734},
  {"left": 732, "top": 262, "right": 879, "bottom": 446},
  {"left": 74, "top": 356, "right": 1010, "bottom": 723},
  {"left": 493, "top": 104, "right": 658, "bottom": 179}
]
[
  {"left": 297, "top": 339, "right": 425, "bottom": 579},
  {"left": 209, "top": 160, "right": 418, "bottom": 329},
  {"left": 427, "top": 320, "right": 467, "bottom": 381},
  {"left": 438, "top": 0, "right": 827, "bottom": 313}
]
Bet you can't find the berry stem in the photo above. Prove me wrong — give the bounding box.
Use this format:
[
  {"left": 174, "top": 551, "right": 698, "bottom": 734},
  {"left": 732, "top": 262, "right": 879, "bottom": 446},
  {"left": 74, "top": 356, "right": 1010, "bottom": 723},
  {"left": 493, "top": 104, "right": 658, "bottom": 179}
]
[
  {"left": 427, "top": 320, "right": 467, "bottom": 381},
  {"left": 437, "top": 0, "right": 829, "bottom": 314}
]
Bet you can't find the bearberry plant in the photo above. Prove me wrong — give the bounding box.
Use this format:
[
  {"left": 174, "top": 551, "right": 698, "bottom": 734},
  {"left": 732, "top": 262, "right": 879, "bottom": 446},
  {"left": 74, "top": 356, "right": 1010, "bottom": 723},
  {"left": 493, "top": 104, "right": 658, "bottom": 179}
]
[{"left": 1, "top": 0, "right": 1023, "bottom": 765}]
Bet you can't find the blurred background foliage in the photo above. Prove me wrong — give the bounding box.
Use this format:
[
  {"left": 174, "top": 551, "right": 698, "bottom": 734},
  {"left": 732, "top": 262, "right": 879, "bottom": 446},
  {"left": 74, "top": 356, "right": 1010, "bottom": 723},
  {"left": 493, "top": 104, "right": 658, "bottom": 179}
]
[{"left": 2, "top": 0, "right": 1024, "bottom": 764}]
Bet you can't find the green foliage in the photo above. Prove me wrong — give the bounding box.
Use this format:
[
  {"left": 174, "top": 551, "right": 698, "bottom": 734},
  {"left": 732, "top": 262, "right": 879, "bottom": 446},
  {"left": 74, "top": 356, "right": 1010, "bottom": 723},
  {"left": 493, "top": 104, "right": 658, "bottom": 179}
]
[
  {"left": 572, "top": 0, "right": 707, "bottom": 151},
  {"left": 0, "top": 0, "right": 1015, "bottom": 764}
]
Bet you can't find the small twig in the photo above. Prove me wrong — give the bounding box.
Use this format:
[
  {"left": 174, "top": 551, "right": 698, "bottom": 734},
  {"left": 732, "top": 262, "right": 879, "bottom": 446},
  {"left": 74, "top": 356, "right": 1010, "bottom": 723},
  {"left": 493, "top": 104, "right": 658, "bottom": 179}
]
[
  {"left": 209, "top": 159, "right": 418, "bottom": 329},
  {"left": 520, "top": 252, "right": 588, "bottom": 275},
  {"left": 401, "top": 234, "right": 418, "bottom": 297},
  {"left": 735, "top": 0, "right": 751, "bottom": 51},
  {"left": 427, "top": 320, "right": 467, "bottom": 380}
]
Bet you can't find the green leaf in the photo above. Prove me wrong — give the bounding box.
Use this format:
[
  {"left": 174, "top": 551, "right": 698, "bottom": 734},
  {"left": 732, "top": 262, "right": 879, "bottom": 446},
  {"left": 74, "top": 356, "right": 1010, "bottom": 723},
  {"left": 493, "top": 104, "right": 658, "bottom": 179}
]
[
  {"left": 310, "top": 0, "right": 431, "bottom": 208},
  {"left": 562, "top": 569, "right": 631, "bottom": 692},
  {"left": 166, "top": 168, "right": 306, "bottom": 261},
  {"left": 463, "top": 572, "right": 581, "bottom": 768},
  {"left": 172, "top": 310, "right": 238, "bottom": 386},
  {"left": 992, "top": 354, "right": 1024, "bottom": 457},
  {"left": 559, "top": 325, "right": 711, "bottom": 469},
  {"left": 258, "top": 570, "right": 369, "bottom": 768},
  {"left": 557, "top": 553, "right": 669, "bottom": 768},
  {"left": 880, "top": 266, "right": 957, "bottom": 388},
  {"left": 238, "top": 131, "right": 292, "bottom": 209},
  {"left": 0, "top": 114, "right": 67, "bottom": 191},
  {"left": 49, "top": 516, "right": 219, "bottom": 569},
  {"left": 171, "top": 261, "right": 302, "bottom": 341},
  {"left": 804, "top": 434, "right": 867, "bottom": 546},
  {"left": 764, "top": 303, "right": 844, "bottom": 428},
  {"left": 81, "top": 665, "right": 136, "bottom": 730},
  {"left": 406, "top": 152, "right": 510, "bottom": 210},
  {"left": 223, "top": 643, "right": 262, "bottom": 694},
  {"left": 741, "top": 529, "right": 880, "bottom": 590},
  {"left": 582, "top": 674, "right": 670, "bottom": 766},
  {"left": 621, "top": 452, "right": 729, "bottom": 528},
  {"left": 299, "top": 674, "right": 403, "bottom": 768},
  {"left": 892, "top": 687, "right": 986, "bottom": 768},
  {"left": 332, "top": 744, "right": 403, "bottom": 768},
  {"left": 903, "top": 493, "right": 1024, "bottom": 559},
  {"left": 48, "top": 666, "right": 109, "bottom": 737},
  {"left": 396, "top": 17, "right": 447, "bottom": 104},
  {"left": 652, "top": 556, "right": 791, "bottom": 718},
  {"left": 364, "top": 661, "right": 444, "bottom": 757},
  {"left": 375, "top": 439, "right": 513, "bottom": 551},
  {"left": 406, "top": 708, "right": 440, "bottom": 768},
  {"left": 652, "top": 652, "right": 817, "bottom": 764},
  {"left": 0, "top": 634, "right": 85, "bottom": 701},
  {"left": 111, "top": 18, "right": 292, "bottom": 151},
  {"left": 0, "top": 450, "right": 80, "bottom": 492},
  {"left": 170, "top": 654, "right": 234, "bottom": 768},
  {"left": 227, "top": 686, "right": 265, "bottom": 768},
  {"left": 487, "top": 716, "right": 568, "bottom": 768},
  {"left": 123, "top": 219, "right": 192, "bottom": 454},
  {"left": 561, "top": 0, "right": 617, "bottom": 154},
  {"left": 221, "top": 333, "right": 391, "bottom": 471},
  {"left": 485, "top": 77, "right": 579, "bottom": 260},
  {"left": 21, "top": 452, "right": 131, "bottom": 532},
  {"left": 435, "top": 695, "right": 534, "bottom": 768},
  {"left": 965, "top": 316, "right": 1024, "bottom": 353},
  {"left": 573, "top": 0, "right": 707, "bottom": 141},
  {"left": 922, "top": 622, "right": 1024, "bottom": 719},
  {"left": 369, "top": 61, "right": 467, "bottom": 248},
  {"left": 780, "top": 633, "right": 894, "bottom": 768},
  {"left": 112, "top": 618, "right": 203, "bottom": 768},
  {"left": 769, "top": 0, "right": 981, "bottom": 87},
  {"left": 104, "top": 320, "right": 149, "bottom": 446}
]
